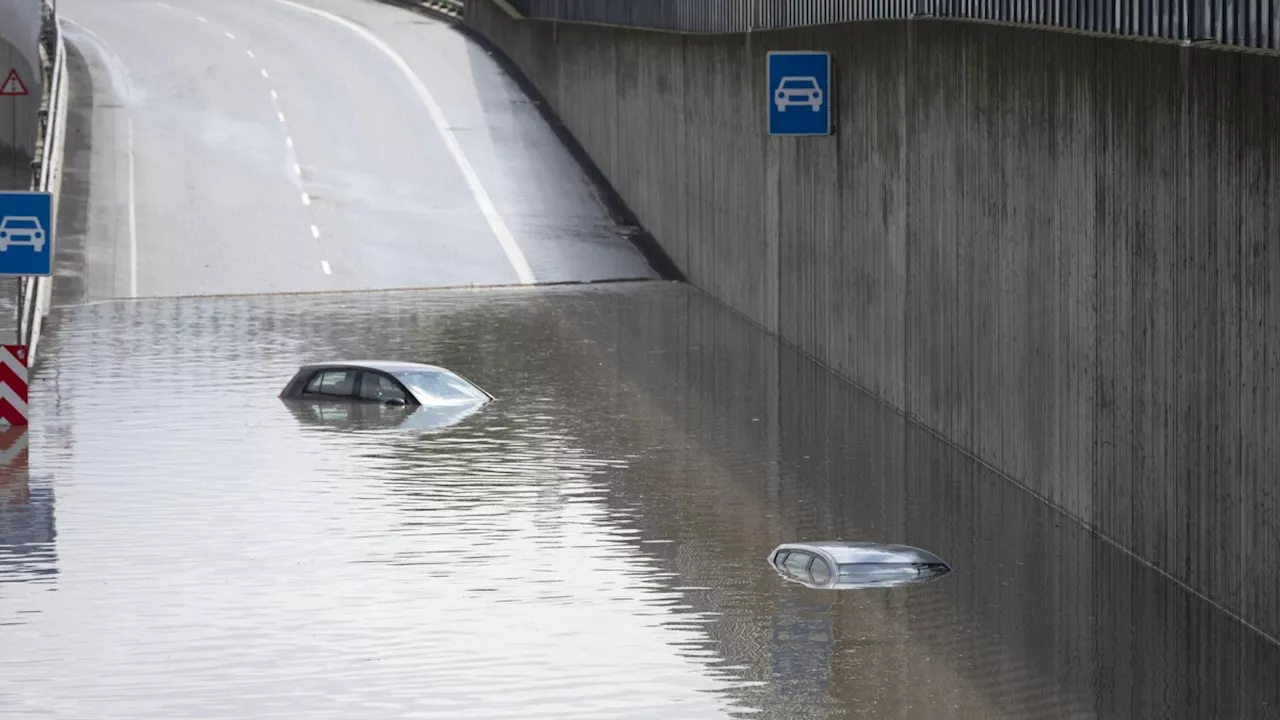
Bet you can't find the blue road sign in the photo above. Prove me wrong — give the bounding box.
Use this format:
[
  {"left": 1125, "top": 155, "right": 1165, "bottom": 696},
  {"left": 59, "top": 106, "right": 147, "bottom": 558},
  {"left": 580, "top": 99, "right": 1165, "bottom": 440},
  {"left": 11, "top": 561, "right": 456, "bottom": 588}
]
[
  {"left": 767, "top": 51, "right": 832, "bottom": 137},
  {"left": 0, "top": 192, "right": 53, "bottom": 277}
]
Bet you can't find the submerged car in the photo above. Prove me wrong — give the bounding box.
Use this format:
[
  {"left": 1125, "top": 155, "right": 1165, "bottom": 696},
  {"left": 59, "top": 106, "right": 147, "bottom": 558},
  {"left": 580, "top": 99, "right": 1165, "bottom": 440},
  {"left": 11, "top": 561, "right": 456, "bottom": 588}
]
[
  {"left": 768, "top": 541, "right": 951, "bottom": 590},
  {"left": 280, "top": 360, "right": 491, "bottom": 408}
]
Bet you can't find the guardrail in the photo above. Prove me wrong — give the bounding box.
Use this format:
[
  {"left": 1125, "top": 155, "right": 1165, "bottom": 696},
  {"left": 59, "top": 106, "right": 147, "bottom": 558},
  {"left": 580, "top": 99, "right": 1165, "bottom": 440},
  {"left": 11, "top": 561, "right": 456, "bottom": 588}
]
[
  {"left": 17, "top": 0, "right": 67, "bottom": 365},
  {"left": 386, "top": 0, "right": 464, "bottom": 20},
  {"left": 505, "top": 0, "right": 1280, "bottom": 52}
]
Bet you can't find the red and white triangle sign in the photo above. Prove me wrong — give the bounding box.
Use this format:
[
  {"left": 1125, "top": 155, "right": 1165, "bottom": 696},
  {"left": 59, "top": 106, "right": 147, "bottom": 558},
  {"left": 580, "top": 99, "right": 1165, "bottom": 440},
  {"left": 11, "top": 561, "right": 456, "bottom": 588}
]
[{"left": 0, "top": 69, "right": 29, "bottom": 96}]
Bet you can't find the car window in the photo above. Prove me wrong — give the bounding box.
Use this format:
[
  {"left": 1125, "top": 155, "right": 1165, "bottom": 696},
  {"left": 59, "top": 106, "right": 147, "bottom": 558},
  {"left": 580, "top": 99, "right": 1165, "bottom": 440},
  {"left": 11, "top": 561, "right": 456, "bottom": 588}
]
[
  {"left": 809, "top": 556, "right": 832, "bottom": 584},
  {"left": 781, "top": 551, "right": 813, "bottom": 579},
  {"left": 773, "top": 550, "right": 790, "bottom": 568},
  {"left": 358, "top": 372, "right": 407, "bottom": 403},
  {"left": 393, "top": 370, "right": 487, "bottom": 404},
  {"left": 305, "top": 370, "right": 356, "bottom": 397}
]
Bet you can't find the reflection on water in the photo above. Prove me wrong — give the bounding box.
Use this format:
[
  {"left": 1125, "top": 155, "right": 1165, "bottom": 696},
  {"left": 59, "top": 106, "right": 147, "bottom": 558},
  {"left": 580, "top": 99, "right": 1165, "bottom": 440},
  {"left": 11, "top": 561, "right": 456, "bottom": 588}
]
[
  {"left": 0, "top": 282, "right": 1276, "bottom": 719},
  {"left": 0, "top": 426, "right": 57, "bottom": 585},
  {"left": 282, "top": 397, "right": 487, "bottom": 432}
]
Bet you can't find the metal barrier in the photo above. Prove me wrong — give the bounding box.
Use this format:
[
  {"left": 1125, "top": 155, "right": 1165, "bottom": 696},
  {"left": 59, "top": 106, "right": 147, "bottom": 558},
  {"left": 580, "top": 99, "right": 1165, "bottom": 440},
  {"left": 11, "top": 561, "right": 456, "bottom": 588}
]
[
  {"left": 390, "top": 0, "right": 464, "bottom": 19},
  {"left": 16, "top": 0, "right": 67, "bottom": 365},
  {"left": 511, "top": 0, "right": 1280, "bottom": 51}
]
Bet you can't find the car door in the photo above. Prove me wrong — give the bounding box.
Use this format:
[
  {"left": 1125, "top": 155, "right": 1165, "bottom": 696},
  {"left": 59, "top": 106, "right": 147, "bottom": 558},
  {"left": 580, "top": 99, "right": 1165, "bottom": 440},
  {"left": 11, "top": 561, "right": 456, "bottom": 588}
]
[
  {"left": 355, "top": 371, "right": 411, "bottom": 405},
  {"left": 302, "top": 368, "right": 359, "bottom": 402}
]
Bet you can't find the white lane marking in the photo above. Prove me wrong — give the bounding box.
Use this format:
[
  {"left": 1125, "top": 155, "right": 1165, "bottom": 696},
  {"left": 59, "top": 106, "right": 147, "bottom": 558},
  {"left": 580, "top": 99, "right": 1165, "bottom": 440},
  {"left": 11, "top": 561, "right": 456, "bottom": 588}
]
[
  {"left": 321, "top": 260, "right": 331, "bottom": 275},
  {"left": 157, "top": 2, "right": 173, "bottom": 9},
  {"left": 196, "top": 15, "right": 207, "bottom": 23},
  {"left": 246, "top": 49, "right": 255, "bottom": 59},
  {"left": 277, "top": 111, "right": 286, "bottom": 123},
  {"left": 294, "top": 163, "right": 302, "bottom": 176},
  {"left": 285, "top": 136, "right": 293, "bottom": 148},
  {"left": 310, "top": 225, "right": 320, "bottom": 239},
  {"left": 301, "top": 192, "right": 311, "bottom": 206},
  {"left": 127, "top": 116, "right": 138, "bottom": 298},
  {"left": 267, "top": 0, "right": 537, "bottom": 285},
  {"left": 270, "top": 89, "right": 279, "bottom": 101},
  {"left": 225, "top": 31, "right": 236, "bottom": 40},
  {"left": 260, "top": 69, "right": 269, "bottom": 79}
]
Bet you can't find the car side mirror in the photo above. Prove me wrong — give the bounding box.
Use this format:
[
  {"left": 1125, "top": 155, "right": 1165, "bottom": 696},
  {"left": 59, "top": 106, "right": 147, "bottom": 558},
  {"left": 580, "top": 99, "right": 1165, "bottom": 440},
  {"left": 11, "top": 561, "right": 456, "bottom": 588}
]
[{"left": 385, "top": 398, "right": 407, "bottom": 407}]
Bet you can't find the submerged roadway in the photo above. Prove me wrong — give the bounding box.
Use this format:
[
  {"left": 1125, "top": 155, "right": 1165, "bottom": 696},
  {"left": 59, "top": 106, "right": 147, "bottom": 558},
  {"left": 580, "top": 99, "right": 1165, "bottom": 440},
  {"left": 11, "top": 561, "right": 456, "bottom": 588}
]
[{"left": 54, "top": 0, "right": 658, "bottom": 299}]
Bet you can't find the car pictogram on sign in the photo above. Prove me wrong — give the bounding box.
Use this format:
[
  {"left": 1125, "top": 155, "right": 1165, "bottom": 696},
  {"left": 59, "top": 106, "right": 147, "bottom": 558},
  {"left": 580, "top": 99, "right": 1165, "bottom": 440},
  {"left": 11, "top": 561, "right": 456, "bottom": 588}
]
[
  {"left": 774, "top": 76, "right": 823, "bottom": 112},
  {"left": 0, "top": 216, "right": 47, "bottom": 253}
]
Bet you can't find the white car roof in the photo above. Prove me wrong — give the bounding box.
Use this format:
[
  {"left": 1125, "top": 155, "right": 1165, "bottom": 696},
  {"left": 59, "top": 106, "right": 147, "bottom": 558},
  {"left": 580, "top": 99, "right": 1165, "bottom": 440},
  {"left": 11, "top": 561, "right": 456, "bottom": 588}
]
[{"left": 774, "top": 541, "right": 947, "bottom": 566}]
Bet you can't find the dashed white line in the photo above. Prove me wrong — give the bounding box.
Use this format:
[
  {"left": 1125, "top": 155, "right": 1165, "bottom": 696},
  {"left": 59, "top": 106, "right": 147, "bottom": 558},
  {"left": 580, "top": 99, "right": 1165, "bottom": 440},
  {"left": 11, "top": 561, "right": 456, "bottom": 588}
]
[
  {"left": 260, "top": 69, "right": 269, "bottom": 79},
  {"left": 300, "top": 192, "right": 311, "bottom": 206},
  {"left": 294, "top": 163, "right": 302, "bottom": 176},
  {"left": 310, "top": 225, "right": 320, "bottom": 239},
  {"left": 225, "top": 32, "right": 236, "bottom": 40},
  {"left": 268, "top": 0, "right": 537, "bottom": 284},
  {"left": 156, "top": 2, "right": 173, "bottom": 9},
  {"left": 277, "top": 111, "right": 286, "bottom": 123},
  {"left": 270, "top": 89, "right": 279, "bottom": 101},
  {"left": 246, "top": 49, "right": 255, "bottom": 59},
  {"left": 285, "top": 136, "right": 293, "bottom": 148},
  {"left": 321, "top": 260, "right": 332, "bottom": 275},
  {"left": 196, "top": 15, "right": 207, "bottom": 22}
]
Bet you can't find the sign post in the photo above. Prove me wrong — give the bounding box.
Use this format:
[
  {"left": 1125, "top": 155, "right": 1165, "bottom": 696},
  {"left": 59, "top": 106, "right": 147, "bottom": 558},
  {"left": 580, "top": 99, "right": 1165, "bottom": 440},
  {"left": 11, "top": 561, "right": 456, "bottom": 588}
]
[
  {"left": 0, "top": 191, "right": 54, "bottom": 278},
  {"left": 0, "top": 191, "right": 54, "bottom": 353},
  {"left": 767, "top": 51, "right": 833, "bottom": 137}
]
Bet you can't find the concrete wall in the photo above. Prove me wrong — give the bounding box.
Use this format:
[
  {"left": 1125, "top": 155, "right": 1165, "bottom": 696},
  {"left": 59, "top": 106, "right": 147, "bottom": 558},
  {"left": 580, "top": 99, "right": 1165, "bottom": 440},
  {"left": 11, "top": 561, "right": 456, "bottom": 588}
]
[
  {"left": 467, "top": 1, "right": 1280, "bottom": 641},
  {"left": 0, "top": 0, "right": 44, "bottom": 189}
]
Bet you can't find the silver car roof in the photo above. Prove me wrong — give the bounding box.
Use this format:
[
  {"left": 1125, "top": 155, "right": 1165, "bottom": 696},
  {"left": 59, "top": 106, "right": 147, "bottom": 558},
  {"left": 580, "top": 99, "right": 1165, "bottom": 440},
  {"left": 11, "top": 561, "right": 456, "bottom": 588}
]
[
  {"left": 299, "top": 360, "right": 447, "bottom": 373},
  {"left": 773, "top": 541, "right": 948, "bottom": 566}
]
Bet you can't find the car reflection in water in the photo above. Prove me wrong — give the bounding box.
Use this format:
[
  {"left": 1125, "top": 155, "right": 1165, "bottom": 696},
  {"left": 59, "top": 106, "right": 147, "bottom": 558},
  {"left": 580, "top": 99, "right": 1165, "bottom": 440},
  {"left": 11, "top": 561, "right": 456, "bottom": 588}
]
[
  {"left": 279, "top": 360, "right": 492, "bottom": 432},
  {"left": 768, "top": 541, "right": 951, "bottom": 590}
]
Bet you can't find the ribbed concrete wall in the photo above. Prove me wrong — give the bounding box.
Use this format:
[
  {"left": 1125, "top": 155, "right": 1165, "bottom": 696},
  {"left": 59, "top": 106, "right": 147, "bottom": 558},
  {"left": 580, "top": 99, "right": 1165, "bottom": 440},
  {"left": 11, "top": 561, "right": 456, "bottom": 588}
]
[{"left": 466, "top": 2, "right": 1280, "bottom": 641}]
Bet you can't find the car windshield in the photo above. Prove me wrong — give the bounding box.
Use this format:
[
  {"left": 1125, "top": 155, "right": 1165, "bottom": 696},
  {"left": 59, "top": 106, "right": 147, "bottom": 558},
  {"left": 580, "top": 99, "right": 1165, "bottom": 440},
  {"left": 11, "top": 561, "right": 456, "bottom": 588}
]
[
  {"left": 392, "top": 369, "right": 488, "bottom": 404},
  {"left": 4, "top": 219, "right": 37, "bottom": 228},
  {"left": 837, "top": 562, "right": 946, "bottom": 582},
  {"left": 839, "top": 562, "right": 917, "bottom": 576},
  {"left": 780, "top": 78, "right": 815, "bottom": 89}
]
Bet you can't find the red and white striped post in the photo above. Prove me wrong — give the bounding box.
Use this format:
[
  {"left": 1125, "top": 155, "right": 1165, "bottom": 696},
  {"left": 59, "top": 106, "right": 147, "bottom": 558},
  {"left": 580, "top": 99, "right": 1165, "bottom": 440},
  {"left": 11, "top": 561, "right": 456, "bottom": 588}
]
[{"left": 0, "top": 344, "right": 29, "bottom": 426}]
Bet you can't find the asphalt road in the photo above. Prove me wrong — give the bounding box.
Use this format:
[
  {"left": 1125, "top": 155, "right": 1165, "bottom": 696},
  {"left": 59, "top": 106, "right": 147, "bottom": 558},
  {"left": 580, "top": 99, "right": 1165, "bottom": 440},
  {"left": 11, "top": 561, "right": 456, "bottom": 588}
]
[{"left": 55, "top": 0, "right": 658, "bottom": 300}]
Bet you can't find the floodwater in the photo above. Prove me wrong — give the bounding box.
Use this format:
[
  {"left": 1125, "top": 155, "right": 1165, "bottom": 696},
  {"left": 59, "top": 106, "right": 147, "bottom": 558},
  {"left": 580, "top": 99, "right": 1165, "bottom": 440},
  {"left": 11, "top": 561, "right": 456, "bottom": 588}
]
[{"left": 1, "top": 281, "right": 1277, "bottom": 719}]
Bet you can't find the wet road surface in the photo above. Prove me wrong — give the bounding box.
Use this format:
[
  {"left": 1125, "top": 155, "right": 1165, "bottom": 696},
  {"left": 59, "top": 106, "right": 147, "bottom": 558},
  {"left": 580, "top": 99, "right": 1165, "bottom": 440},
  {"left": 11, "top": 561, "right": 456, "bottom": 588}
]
[
  {"left": 52, "top": 0, "right": 657, "bottom": 300},
  {"left": 2, "top": 281, "right": 1277, "bottom": 719}
]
